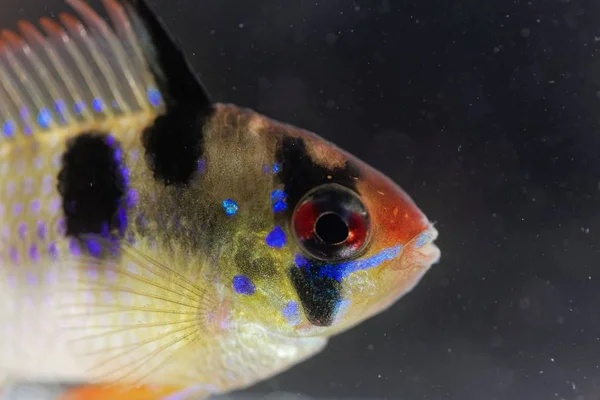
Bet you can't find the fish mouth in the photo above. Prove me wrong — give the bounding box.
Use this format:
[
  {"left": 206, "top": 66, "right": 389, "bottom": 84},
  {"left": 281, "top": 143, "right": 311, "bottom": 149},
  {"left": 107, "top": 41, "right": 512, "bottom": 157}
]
[
  {"left": 379, "top": 224, "right": 441, "bottom": 305},
  {"left": 404, "top": 224, "right": 441, "bottom": 266}
]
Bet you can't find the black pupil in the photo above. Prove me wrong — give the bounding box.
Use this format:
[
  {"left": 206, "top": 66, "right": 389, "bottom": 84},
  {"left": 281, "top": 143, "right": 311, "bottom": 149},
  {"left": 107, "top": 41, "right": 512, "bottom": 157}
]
[{"left": 315, "top": 213, "right": 349, "bottom": 245}]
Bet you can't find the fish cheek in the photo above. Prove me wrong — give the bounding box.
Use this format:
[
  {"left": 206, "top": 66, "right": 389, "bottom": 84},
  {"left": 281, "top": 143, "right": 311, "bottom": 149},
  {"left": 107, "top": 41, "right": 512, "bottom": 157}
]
[
  {"left": 289, "top": 263, "right": 342, "bottom": 327},
  {"left": 233, "top": 237, "right": 279, "bottom": 279}
]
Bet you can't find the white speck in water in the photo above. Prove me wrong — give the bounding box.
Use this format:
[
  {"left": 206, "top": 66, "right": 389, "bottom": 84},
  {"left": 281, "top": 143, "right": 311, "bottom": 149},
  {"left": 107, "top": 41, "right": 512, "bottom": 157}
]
[{"left": 238, "top": 23, "right": 244, "bottom": 28}]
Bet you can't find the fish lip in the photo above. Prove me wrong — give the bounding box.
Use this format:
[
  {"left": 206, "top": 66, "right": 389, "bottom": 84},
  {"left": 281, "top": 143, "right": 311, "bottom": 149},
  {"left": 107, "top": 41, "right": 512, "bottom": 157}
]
[
  {"left": 405, "top": 223, "right": 440, "bottom": 259},
  {"left": 390, "top": 223, "right": 441, "bottom": 272}
]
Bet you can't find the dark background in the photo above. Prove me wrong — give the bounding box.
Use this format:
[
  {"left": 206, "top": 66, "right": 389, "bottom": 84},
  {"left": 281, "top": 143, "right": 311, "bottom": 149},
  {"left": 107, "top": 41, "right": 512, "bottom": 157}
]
[{"left": 4, "top": 0, "right": 600, "bottom": 399}]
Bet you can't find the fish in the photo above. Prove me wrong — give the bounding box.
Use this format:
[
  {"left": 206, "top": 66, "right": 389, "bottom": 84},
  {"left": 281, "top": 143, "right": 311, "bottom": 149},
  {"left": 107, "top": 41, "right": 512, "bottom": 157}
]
[{"left": 0, "top": 0, "right": 441, "bottom": 399}]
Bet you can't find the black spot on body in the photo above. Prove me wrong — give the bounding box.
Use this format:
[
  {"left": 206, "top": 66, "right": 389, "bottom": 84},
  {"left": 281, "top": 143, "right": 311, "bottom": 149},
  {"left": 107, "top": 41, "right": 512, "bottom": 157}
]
[
  {"left": 57, "top": 132, "right": 126, "bottom": 237},
  {"left": 276, "top": 136, "right": 359, "bottom": 326},
  {"left": 128, "top": 0, "right": 214, "bottom": 185},
  {"left": 290, "top": 264, "right": 342, "bottom": 327},
  {"left": 275, "top": 136, "right": 360, "bottom": 212},
  {"left": 142, "top": 107, "right": 210, "bottom": 185}
]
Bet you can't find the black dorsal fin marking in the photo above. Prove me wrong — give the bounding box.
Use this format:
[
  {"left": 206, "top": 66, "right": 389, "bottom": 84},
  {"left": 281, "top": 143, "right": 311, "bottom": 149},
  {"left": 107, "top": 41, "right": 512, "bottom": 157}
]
[
  {"left": 123, "top": 0, "right": 213, "bottom": 185},
  {"left": 122, "top": 0, "right": 211, "bottom": 109},
  {"left": 57, "top": 131, "right": 128, "bottom": 239}
]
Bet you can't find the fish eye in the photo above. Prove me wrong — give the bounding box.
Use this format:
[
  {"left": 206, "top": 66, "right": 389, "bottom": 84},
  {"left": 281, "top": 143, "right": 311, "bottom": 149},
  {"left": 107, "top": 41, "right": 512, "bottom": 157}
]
[{"left": 292, "top": 183, "right": 370, "bottom": 261}]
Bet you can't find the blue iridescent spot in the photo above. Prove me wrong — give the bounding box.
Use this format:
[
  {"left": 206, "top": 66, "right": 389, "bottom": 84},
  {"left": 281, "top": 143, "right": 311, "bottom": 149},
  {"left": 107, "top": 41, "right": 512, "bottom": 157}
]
[
  {"left": 38, "top": 108, "right": 52, "bottom": 129},
  {"left": 121, "top": 166, "right": 131, "bottom": 186},
  {"left": 3, "top": 120, "right": 16, "bottom": 137},
  {"left": 31, "top": 199, "right": 41, "bottom": 214},
  {"left": 263, "top": 163, "right": 282, "bottom": 175},
  {"left": 37, "top": 221, "right": 47, "bottom": 240},
  {"left": 18, "top": 223, "right": 27, "bottom": 240},
  {"left": 223, "top": 199, "right": 239, "bottom": 216},
  {"left": 29, "top": 245, "right": 40, "bottom": 262},
  {"left": 233, "top": 275, "right": 256, "bottom": 295},
  {"left": 93, "top": 98, "right": 105, "bottom": 112},
  {"left": 87, "top": 239, "right": 102, "bottom": 258},
  {"left": 57, "top": 218, "right": 66, "bottom": 235},
  {"left": 282, "top": 300, "right": 301, "bottom": 326},
  {"left": 127, "top": 189, "right": 139, "bottom": 208},
  {"left": 74, "top": 101, "right": 86, "bottom": 114},
  {"left": 266, "top": 225, "right": 287, "bottom": 248},
  {"left": 23, "top": 125, "right": 33, "bottom": 136},
  {"left": 114, "top": 148, "right": 123, "bottom": 163},
  {"left": 197, "top": 158, "right": 207, "bottom": 173},
  {"left": 271, "top": 189, "right": 288, "bottom": 213},
  {"left": 55, "top": 99, "right": 67, "bottom": 112},
  {"left": 20, "top": 107, "right": 29, "bottom": 119},
  {"left": 295, "top": 253, "right": 309, "bottom": 268},
  {"left": 118, "top": 207, "right": 128, "bottom": 234},
  {"left": 55, "top": 99, "right": 68, "bottom": 122},
  {"left": 48, "top": 242, "right": 58, "bottom": 259},
  {"left": 147, "top": 87, "right": 163, "bottom": 107}
]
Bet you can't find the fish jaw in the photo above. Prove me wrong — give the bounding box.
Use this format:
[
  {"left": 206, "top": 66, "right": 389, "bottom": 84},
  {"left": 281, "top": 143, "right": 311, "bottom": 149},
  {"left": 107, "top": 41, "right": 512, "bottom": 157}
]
[{"left": 366, "top": 224, "right": 441, "bottom": 318}]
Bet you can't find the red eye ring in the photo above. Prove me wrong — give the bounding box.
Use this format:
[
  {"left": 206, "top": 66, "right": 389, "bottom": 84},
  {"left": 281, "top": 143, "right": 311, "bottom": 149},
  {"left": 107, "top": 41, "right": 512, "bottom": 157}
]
[{"left": 292, "top": 183, "right": 370, "bottom": 261}]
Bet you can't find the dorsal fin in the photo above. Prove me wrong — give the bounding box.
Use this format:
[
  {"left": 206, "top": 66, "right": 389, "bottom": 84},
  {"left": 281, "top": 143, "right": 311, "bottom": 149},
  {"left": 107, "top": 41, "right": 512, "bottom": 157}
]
[
  {"left": 122, "top": 0, "right": 212, "bottom": 111},
  {"left": 0, "top": 0, "right": 211, "bottom": 142}
]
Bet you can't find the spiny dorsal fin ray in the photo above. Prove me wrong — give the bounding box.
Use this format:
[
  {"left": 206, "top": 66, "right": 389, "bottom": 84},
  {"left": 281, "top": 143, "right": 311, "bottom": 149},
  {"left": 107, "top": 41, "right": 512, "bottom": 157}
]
[
  {"left": 0, "top": 0, "right": 211, "bottom": 142},
  {"left": 121, "top": 0, "right": 212, "bottom": 111}
]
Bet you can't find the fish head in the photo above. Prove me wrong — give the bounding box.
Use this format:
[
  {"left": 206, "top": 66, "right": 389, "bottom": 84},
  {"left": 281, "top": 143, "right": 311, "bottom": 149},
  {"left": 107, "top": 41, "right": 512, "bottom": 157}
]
[{"left": 219, "top": 108, "right": 440, "bottom": 339}]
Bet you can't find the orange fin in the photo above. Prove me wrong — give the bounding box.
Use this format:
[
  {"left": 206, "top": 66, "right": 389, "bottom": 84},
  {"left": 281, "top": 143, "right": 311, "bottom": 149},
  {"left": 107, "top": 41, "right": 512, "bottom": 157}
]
[{"left": 60, "top": 384, "right": 186, "bottom": 400}]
